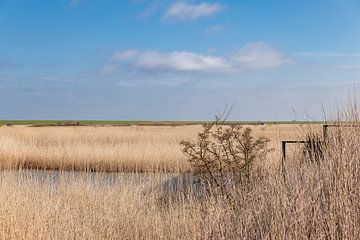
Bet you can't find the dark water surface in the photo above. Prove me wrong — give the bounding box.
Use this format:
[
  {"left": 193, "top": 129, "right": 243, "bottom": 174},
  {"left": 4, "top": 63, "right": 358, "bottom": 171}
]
[{"left": 0, "top": 170, "right": 196, "bottom": 193}]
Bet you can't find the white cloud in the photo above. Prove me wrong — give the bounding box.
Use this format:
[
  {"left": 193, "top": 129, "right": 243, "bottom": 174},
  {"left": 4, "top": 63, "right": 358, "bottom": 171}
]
[
  {"left": 232, "top": 42, "right": 290, "bottom": 70},
  {"left": 106, "top": 42, "right": 290, "bottom": 74},
  {"left": 112, "top": 50, "right": 232, "bottom": 72},
  {"left": 164, "top": 1, "right": 223, "bottom": 21},
  {"left": 112, "top": 50, "right": 141, "bottom": 60}
]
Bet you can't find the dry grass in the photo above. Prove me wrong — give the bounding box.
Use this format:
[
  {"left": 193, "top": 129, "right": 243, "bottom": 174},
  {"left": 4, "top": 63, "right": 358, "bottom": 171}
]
[
  {"left": 0, "top": 171, "right": 237, "bottom": 239},
  {"left": 0, "top": 124, "right": 302, "bottom": 172},
  {"left": 2, "top": 120, "right": 360, "bottom": 239},
  {"left": 1, "top": 122, "right": 360, "bottom": 239},
  {"left": 0, "top": 125, "right": 195, "bottom": 172}
]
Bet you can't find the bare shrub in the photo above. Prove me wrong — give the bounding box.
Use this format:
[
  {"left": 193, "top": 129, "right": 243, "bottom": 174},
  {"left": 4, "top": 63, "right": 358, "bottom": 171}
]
[{"left": 180, "top": 116, "right": 272, "bottom": 202}]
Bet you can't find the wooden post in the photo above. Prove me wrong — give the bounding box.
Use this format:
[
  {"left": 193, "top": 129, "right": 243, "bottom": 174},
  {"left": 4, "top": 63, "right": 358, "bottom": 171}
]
[
  {"left": 282, "top": 141, "right": 286, "bottom": 161},
  {"left": 323, "top": 124, "right": 328, "bottom": 142},
  {"left": 281, "top": 141, "right": 287, "bottom": 181}
]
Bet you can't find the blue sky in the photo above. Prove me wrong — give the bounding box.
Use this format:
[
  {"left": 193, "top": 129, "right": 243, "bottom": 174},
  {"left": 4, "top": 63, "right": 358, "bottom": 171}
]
[{"left": 0, "top": 0, "right": 359, "bottom": 120}]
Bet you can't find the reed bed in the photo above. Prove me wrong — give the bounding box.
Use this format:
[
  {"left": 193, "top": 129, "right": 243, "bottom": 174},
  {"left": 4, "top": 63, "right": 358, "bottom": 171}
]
[
  {"left": 0, "top": 124, "right": 299, "bottom": 172},
  {"left": 0, "top": 171, "right": 234, "bottom": 239},
  {"left": 3, "top": 121, "right": 359, "bottom": 239},
  {"left": 1, "top": 121, "right": 360, "bottom": 239},
  {"left": 0, "top": 125, "right": 196, "bottom": 172}
]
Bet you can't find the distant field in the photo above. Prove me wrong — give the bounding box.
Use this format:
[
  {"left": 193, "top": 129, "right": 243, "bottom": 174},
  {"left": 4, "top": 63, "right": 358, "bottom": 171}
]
[
  {"left": 0, "top": 120, "right": 199, "bottom": 126},
  {"left": 0, "top": 120, "right": 324, "bottom": 126}
]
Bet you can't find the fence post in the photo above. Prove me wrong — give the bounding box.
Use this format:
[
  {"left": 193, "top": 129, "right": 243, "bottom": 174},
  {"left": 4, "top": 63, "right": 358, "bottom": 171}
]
[
  {"left": 281, "top": 141, "right": 286, "bottom": 161},
  {"left": 323, "top": 124, "right": 328, "bottom": 142}
]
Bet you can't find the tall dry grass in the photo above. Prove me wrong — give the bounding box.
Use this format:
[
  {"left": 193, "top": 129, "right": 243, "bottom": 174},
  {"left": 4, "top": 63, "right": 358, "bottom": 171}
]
[
  {"left": 0, "top": 119, "right": 360, "bottom": 238},
  {"left": 0, "top": 171, "right": 237, "bottom": 239},
  {"left": 1, "top": 121, "right": 360, "bottom": 239},
  {"left": 0, "top": 125, "right": 197, "bottom": 172},
  {"left": 0, "top": 124, "right": 298, "bottom": 172},
  {"left": 2, "top": 113, "right": 360, "bottom": 239}
]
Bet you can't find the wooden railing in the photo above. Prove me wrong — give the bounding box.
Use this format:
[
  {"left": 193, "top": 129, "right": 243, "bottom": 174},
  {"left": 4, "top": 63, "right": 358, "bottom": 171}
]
[{"left": 281, "top": 124, "right": 360, "bottom": 161}]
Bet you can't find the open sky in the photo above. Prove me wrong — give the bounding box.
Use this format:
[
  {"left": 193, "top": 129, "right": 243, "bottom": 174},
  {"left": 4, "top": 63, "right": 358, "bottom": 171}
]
[{"left": 0, "top": 0, "right": 359, "bottom": 120}]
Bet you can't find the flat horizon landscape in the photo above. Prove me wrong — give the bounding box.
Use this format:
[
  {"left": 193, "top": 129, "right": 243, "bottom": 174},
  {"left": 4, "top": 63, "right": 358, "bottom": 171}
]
[{"left": 1, "top": 0, "right": 360, "bottom": 238}]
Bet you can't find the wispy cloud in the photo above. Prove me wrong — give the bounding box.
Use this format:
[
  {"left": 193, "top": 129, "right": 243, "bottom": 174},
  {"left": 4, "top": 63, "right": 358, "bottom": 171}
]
[
  {"left": 100, "top": 64, "right": 118, "bottom": 75},
  {"left": 111, "top": 50, "right": 232, "bottom": 72},
  {"left": 293, "top": 51, "right": 360, "bottom": 58},
  {"left": 338, "top": 64, "right": 360, "bottom": 70},
  {"left": 232, "top": 42, "right": 290, "bottom": 70},
  {"left": 0, "top": 60, "right": 18, "bottom": 72},
  {"left": 104, "top": 42, "right": 290, "bottom": 75},
  {"left": 69, "top": 0, "right": 80, "bottom": 7},
  {"left": 137, "top": 1, "right": 161, "bottom": 19},
  {"left": 204, "top": 24, "right": 225, "bottom": 34},
  {"left": 0, "top": 62, "right": 13, "bottom": 71},
  {"left": 163, "top": 1, "right": 223, "bottom": 22}
]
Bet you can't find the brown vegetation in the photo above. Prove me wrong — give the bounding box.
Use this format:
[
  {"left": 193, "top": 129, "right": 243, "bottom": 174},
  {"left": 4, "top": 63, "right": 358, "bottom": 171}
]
[
  {"left": 1, "top": 121, "right": 360, "bottom": 239},
  {"left": 181, "top": 118, "right": 272, "bottom": 203},
  {"left": 2, "top": 112, "right": 360, "bottom": 238},
  {"left": 0, "top": 124, "right": 299, "bottom": 172}
]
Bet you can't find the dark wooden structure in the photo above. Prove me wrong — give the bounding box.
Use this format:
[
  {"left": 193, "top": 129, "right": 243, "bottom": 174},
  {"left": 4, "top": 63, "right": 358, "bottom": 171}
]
[
  {"left": 281, "top": 140, "right": 310, "bottom": 161},
  {"left": 322, "top": 124, "right": 360, "bottom": 140},
  {"left": 281, "top": 124, "right": 360, "bottom": 161}
]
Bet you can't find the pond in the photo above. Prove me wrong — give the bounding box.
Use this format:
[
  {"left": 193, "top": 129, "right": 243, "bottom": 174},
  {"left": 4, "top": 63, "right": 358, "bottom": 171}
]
[{"left": 0, "top": 170, "right": 197, "bottom": 193}]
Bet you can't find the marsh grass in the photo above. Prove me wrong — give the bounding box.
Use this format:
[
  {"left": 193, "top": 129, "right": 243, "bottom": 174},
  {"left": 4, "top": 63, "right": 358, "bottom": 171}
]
[
  {"left": 0, "top": 126, "right": 197, "bottom": 172},
  {"left": 0, "top": 124, "right": 299, "bottom": 172},
  {"left": 1, "top": 116, "right": 360, "bottom": 239},
  {"left": 3, "top": 122, "right": 360, "bottom": 240}
]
